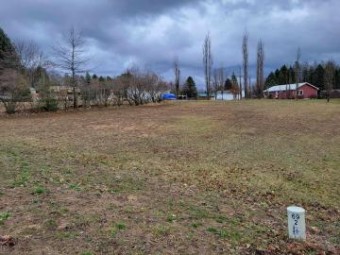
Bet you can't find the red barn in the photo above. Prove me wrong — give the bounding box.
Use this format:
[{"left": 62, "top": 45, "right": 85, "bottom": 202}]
[{"left": 264, "top": 82, "right": 319, "bottom": 99}]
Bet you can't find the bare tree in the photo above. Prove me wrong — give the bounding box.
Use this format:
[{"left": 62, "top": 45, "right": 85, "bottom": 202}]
[
  {"left": 242, "top": 32, "right": 249, "bottom": 98},
  {"left": 255, "top": 40, "right": 264, "bottom": 98},
  {"left": 203, "top": 33, "right": 213, "bottom": 98},
  {"left": 213, "top": 68, "right": 219, "bottom": 99},
  {"left": 218, "top": 67, "right": 225, "bottom": 100},
  {"left": 95, "top": 77, "right": 112, "bottom": 107},
  {"left": 238, "top": 66, "right": 242, "bottom": 99},
  {"left": 0, "top": 68, "right": 29, "bottom": 113},
  {"left": 14, "top": 40, "right": 50, "bottom": 88},
  {"left": 126, "top": 67, "right": 149, "bottom": 106},
  {"left": 213, "top": 67, "right": 225, "bottom": 99},
  {"left": 324, "top": 60, "right": 335, "bottom": 102},
  {"left": 144, "top": 71, "right": 167, "bottom": 103},
  {"left": 53, "top": 27, "right": 88, "bottom": 108},
  {"left": 173, "top": 57, "right": 180, "bottom": 98},
  {"left": 113, "top": 73, "right": 130, "bottom": 106},
  {"left": 113, "top": 67, "right": 168, "bottom": 106},
  {"left": 294, "top": 47, "right": 301, "bottom": 98}
]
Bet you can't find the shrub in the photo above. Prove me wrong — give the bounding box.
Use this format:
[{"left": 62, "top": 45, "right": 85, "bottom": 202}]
[
  {"left": 39, "top": 97, "right": 59, "bottom": 112},
  {"left": 0, "top": 212, "right": 10, "bottom": 225},
  {"left": 4, "top": 101, "right": 16, "bottom": 114},
  {"left": 32, "top": 186, "right": 46, "bottom": 195}
]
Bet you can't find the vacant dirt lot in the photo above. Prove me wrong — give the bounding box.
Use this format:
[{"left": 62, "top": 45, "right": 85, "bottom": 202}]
[{"left": 0, "top": 100, "right": 339, "bottom": 254}]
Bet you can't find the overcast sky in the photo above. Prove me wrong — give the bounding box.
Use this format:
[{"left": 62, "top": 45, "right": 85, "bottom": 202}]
[{"left": 1, "top": 0, "right": 339, "bottom": 87}]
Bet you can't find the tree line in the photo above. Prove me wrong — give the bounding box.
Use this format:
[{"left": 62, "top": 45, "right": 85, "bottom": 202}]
[
  {"left": 0, "top": 27, "right": 168, "bottom": 114},
  {"left": 265, "top": 62, "right": 340, "bottom": 90},
  {"left": 264, "top": 60, "right": 339, "bottom": 101},
  {"left": 2, "top": 24, "right": 339, "bottom": 115}
]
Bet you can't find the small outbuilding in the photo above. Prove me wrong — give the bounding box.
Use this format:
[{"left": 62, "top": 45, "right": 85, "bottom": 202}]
[{"left": 264, "top": 82, "right": 319, "bottom": 99}]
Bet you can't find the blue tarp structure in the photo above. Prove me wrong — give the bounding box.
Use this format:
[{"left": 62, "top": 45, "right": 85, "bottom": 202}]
[{"left": 161, "top": 93, "right": 177, "bottom": 100}]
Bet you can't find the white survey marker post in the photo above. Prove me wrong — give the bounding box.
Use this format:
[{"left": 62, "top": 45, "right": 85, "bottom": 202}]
[{"left": 287, "top": 206, "right": 306, "bottom": 240}]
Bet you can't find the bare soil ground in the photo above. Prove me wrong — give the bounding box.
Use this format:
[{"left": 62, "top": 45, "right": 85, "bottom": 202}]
[{"left": 0, "top": 100, "right": 339, "bottom": 255}]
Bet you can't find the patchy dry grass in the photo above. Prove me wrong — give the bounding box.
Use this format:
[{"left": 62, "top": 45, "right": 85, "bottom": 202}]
[{"left": 0, "top": 100, "right": 339, "bottom": 254}]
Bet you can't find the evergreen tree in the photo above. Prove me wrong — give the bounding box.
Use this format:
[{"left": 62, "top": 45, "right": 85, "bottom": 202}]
[
  {"left": 302, "top": 64, "right": 310, "bottom": 83},
  {"left": 265, "top": 62, "right": 340, "bottom": 92},
  {"left": 265, "top": 72, "right": 277, "bottom": 88},
  {"left": 278, "top": 65, "right": 288, "bottom": 84},
  {"left": 312, "top": 64, "right": 325, "bottom": 90},
  {"left": 35, "top": 66, "right": 50, "bottom": 84},
  {"left": 182, "top": 76, "right": 197, "bottom": 99},
  {"left": 231, "top": 72, "right": 238, "bottom": 86},
  {"left": 224, "top": 78, "right": 232, "bottom": 90},
  {"left": 230, "top": 72, "right": 240, "bottom": 99},
  {"left": 335, "top": 69, "right": 340, "bottom": 89},
  {"left": 85, "top": 71, "right": 91, "bottom": 85},
  {"left": 0, "top": 27, "right": 29, "bottom": 113},
  {"left": 36, "top": 71, "right": 58, "bottom": 112},
  {"left": 0, "top": 28, "right": 15, "bottom": 58},
  {"left": 274, "top": 69, "right": 280, "bottom": 81},
  {"left": 288, "top": 66, "right": 295, "bottom": 83},
  {"left": 0, "top": 27, "right": 18, "bottom": 70}
]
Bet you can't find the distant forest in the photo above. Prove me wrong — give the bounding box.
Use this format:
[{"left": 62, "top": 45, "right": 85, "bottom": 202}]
[{"left": 265, "top": 64, "right": 340, "bottom": 90}]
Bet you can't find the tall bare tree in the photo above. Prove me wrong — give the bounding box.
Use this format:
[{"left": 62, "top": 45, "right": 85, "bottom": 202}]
[
  {"left": 294, "top": 47, "right": 301, "bottom": 98},
  {"left": 203, "top": 33, "right": 213, "bottom": 98},
  {"left": 173, "top": 57, "right": 180, "bottom": 98},
  {"left": 213, "top": 68, "right": 219, "bottom": 99},
  {"left": 324, "top": 60, "right": 335, "bottom": 102},
  {"left": 242, "top": 32, "right": 249, "bottom": 98},
  {"left": 239, "top": 66, "right": 242, "bottom": 99},
  {"left": 53, "top": 27, "right": 88, "bottom": 108},
  {"left": 255, "top": 40, "right": 264, "bottom": 98}
]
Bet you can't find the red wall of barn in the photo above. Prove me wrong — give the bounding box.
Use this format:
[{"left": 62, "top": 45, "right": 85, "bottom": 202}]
[
  {"left": 268, "top": 84, "right": 318, "bottom": 99},
  {"left": 300, "top": 85, "right": 318, "bottom": 98},
  {"left": 269, "top": 90, "right": 294, "bottom": 99}
]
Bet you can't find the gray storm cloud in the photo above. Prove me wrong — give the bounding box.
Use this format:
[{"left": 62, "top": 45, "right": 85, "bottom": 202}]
[{"left": 1, "top": 0, "right": 339, "bottom": 86}]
